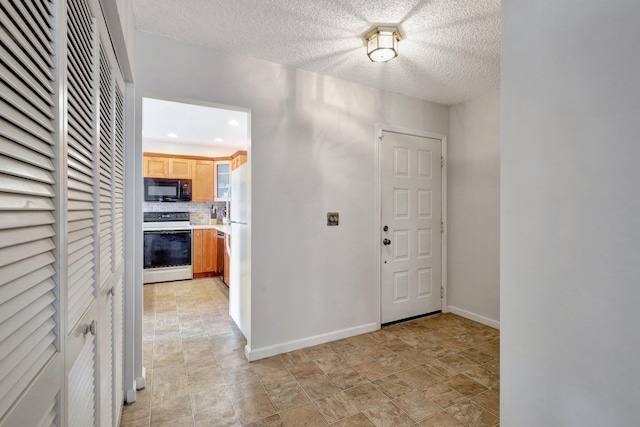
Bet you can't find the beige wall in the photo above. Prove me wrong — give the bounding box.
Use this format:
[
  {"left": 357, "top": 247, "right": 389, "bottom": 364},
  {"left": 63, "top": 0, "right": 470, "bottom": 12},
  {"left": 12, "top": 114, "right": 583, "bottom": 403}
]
[
  {"left": 447, "top": 91, "right": 500, "bottom": 327},
  {"left": 502, "top": 0, "right": 640, "bottom": 424}
]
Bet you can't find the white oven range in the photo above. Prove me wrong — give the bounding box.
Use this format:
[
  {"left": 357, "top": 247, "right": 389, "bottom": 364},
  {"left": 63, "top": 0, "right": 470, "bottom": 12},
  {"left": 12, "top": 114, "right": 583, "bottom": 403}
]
[{"left": 143, "top": 211, "right": 192, "bottom": 284}]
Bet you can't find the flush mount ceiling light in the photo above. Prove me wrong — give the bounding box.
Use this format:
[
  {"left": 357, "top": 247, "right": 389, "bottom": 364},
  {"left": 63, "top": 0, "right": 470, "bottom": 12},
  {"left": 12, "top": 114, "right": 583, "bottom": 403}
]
[
  {"left": 366, "top": 26, "right": 401, "bottom": 62},
  {"left": 167, "top": 132, "right": 178, "bottom": 138}
]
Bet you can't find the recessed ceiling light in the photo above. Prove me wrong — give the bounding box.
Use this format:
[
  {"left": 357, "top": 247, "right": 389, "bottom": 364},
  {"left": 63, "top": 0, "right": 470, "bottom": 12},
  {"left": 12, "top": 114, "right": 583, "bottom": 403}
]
[
  {"left": 167, "top": 132, "right": 178, "bottom": 138},
  {"left": 214, "top": 138, "right": 223, "bottom": 142},
  {"left": 228, "top": 120, "right": 239, "bottom": 126}
]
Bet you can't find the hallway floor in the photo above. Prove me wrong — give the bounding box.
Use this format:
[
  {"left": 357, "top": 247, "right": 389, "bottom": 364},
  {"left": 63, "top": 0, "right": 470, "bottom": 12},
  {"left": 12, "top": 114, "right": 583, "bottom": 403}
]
[{"left": 120, "top": 278, "right": 499, "bottom": 427}]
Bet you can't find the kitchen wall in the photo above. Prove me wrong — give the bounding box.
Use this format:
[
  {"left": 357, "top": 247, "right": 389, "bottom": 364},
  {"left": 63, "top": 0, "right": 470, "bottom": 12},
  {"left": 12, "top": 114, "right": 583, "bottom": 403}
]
[
  {"left": 502, "top": 0, "right": 640, "bottom": 424},
  {"left": 135, "top": 31, "right": 450, "bottom": 359},
  {"left": 447, "top": 90, "right": 500, "bottom": 327}
]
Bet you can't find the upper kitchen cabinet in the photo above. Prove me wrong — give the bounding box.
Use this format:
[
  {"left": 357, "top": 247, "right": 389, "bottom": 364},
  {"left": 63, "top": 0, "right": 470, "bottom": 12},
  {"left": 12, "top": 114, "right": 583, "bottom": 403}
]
[
  {"left": 231, "top": 150, "right": 247, "bottom": 170},
  {"left": 193, "top": 159, "right": 214, "bottom": 202},
  {"left": 214, "top": 160, "right": 230, "bottom": 201},
  {"left": 143, "top": 154, "right": 193, "bottom": 179}
]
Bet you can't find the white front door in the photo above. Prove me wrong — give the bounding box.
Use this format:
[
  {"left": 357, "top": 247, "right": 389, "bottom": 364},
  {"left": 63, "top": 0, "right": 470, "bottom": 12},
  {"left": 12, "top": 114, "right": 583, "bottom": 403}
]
[{"left": 381, "top": 131, "right": 443, "bottom": 324}]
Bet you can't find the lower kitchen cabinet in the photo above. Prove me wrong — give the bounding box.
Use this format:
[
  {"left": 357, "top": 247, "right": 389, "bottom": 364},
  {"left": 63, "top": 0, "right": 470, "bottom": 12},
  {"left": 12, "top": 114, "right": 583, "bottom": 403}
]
[{"left": 193, "top": 229, "right": 220, "bottom": 277}]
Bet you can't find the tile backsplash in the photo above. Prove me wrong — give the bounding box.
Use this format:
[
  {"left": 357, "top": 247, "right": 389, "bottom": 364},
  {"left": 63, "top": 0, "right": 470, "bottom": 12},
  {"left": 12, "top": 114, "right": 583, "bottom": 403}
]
[{"left": 143, "top": 201, "right": 227, "bottom": 224}]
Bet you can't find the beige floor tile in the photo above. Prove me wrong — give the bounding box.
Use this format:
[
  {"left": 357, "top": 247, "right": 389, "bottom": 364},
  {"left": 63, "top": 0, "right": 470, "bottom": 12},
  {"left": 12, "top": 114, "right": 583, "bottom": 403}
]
[
  {"left": 193, "top": 407, "right": 240, "bottom": 427},
  {"left": 298, "top": 375, "right": 340, "bottom": 400},
  {"left": 152, "top": 377, "right": 189, "bottom": 403},
  {"left": 302, "top": 344, "right": 336, "bottom": 361},
  {"left": 288, "top": 361, "right": 324, "bottom": 381},
  {"left": 326, "top": 365, "right": 369, "bottom": 390},
  {"left": 232, "top": 392, "right": 277, "bottom": 424},
  {"left": 464, "top": 365, "right": 500, "bottom": 390},
  {"left": 395, "top": 366, "right": 440, "bottom": 389},
  {"left": 376, "top": 353, "right": 415, "bottom": 373},
  {"left": 445, "top": 401, "right": 499, "bottom": 427},
  {"left": 227, "top": 376, "right": 266, "bottom": 403},
  {"left": 314, "top": 391, "right": 360, "bottom": 423},
  {"left": 443, "top": 375, "right": 488, "bottom": 398},
  {"left": 222, "top": 363, "right": 257, "bottom": 384},
  {"left": 150, "top": 395, "right": 193, "bottom": 426},
  {"left": 421, "top": 383, "right": 466, "bottom": 409},
  {"left": 279, "top": 403, "right": 328, "bottom": 427},
  {"left": 344, "top": 383, "right": 389, "bottom": 411},
  {"left": 153, "top": 365, "right": 187, "bottom": 386},
  {"left": 153, "top": 415, "right": 193, "bottom": 427},
  {"left": 259, "top": 369, "right": 297, "bottom": 391},
  {"left": 242, "top": 413, "right": 286, "bottom": 427},
  {"left": 372, "top": 374, "right": 413, "bottom": 399},
  {"left": 190, "top": 384, "right": 230, "bottom": 415},
  {"left": 393, "top": 390, "right": 441, "bottom": 422},
  {"left": 279, "top": 349, "right": 309, "bottom": 366},
  {"left": 471, "top": 390, "right": 500, "bottom": 416},
  {"left": 419, "top": 411, "right": 466, "bottom": 426},
  {"left": 251, "top": 356, "right": 286, "bottom": 377},
  {"left": 266, "top": 381, "right": 311, "bottom": 411},
  {"left": 331, "top": 412, "right": 376, "bottom": 427},
  {"left": 352, "top": 360, "right": 392, "bottom": 381},
  {"left": 128, "top": 278, "right": 499, "bottom": 427},
  {"left": 363, "top": 401, "right": 415, "bottom": 427}
]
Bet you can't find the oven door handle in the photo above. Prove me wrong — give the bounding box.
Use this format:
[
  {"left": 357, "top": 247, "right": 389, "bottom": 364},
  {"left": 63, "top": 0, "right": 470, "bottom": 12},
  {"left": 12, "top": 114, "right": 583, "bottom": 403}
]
[{"left": 144, "top": 230, "right": 191, "bottom": 235}]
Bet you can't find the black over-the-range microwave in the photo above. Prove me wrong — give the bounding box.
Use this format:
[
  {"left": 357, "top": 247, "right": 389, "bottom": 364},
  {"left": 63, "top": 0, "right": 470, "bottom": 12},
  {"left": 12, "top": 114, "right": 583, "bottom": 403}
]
[{"left": 144, "top": 177, "right": 192, "bottom": 202}]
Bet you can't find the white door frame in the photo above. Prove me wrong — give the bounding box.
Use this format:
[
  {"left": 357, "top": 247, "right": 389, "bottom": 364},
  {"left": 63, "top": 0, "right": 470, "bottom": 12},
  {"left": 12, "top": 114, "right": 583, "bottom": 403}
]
[{"left": 374, "top": 124, "right": 448, "bottom": 325}]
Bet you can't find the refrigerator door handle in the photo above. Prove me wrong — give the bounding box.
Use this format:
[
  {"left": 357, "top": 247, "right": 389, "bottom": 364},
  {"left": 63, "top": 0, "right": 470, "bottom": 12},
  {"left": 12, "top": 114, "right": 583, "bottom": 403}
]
[{"left": 225, "top": 179, "right": 232, "bottom": 256}]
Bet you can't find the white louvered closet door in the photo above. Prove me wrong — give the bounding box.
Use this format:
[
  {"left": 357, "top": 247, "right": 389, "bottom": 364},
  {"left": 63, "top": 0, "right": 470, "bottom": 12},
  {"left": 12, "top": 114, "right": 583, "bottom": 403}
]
[
  {"left": 98, "top": 45, "right": 112, "bottom": 287},
  {"left": 65, "top": 0, "right": 99, "bottom": 426},
  {"left": 0, "top": 0, "right": 63, "bottom": 425},
  {"left": 112, "top": 84, "right": 125, "bottom": 422}
]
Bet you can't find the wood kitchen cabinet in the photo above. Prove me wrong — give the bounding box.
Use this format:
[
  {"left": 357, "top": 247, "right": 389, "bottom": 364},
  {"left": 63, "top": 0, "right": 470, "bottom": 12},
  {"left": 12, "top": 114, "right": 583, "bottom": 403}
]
[
  {"left": 192, "top": 159, "right": 214, "bottom": 202},
  {"left": 213, "top": 160, "right": 230, "bottom": 201},
  {"left": 230, "top": 150, "right": 247, "bottom": 170},
  {"left": 193, "top": 229, "right": 219, "bottom": 277},
  {"left": 143, "top": 155, "right": 193, "bottom": 178}
]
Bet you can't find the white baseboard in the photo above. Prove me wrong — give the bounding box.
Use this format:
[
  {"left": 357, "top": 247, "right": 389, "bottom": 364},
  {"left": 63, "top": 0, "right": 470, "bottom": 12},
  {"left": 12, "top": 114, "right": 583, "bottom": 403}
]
[
  {"left": 447, "top": 306, "right": 500, "bottom": 330},
  {"left": 246, "top": 322, "right": 380, "bottom": 361}
]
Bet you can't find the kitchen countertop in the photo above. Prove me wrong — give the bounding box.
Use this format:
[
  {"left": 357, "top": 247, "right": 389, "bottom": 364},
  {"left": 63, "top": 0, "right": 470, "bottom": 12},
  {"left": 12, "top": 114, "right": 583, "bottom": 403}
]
[{"left": 191, "top": 224, "right": 229, "bottom": 234}]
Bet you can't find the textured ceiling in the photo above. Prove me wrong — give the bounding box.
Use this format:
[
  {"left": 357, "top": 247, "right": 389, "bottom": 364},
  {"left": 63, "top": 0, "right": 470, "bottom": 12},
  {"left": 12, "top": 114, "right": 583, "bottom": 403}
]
[{"left": 131, "top": 0, "right": 501, "bottom": 105}]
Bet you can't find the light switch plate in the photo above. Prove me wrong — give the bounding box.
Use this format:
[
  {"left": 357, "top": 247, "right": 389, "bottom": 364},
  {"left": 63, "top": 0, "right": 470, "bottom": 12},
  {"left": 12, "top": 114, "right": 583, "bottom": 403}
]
[{"left": 327, "top": 212, "right": 339, "bottom": 226}]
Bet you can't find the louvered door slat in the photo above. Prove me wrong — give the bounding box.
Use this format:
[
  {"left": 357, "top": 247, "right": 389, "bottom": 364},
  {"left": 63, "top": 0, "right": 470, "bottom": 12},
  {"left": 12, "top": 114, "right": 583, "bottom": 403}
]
[
  {"left": 66, "top": 0, "right": 97, "bottom": 335},
  {"left": 0, "top": 136, "right": 54, "bottom": 172},
  {"left": 0, "top": 2, "right": 57, "bottom": 418},
  {"left": 0, "top": 85, "right": 54, "bottom": 134},
  {"left": 0, "top": 26, "right": 53, "bottom": 89},
  {"left": 0, "top": 7, "right": 53, "bottom": 72},
  {"left": 0, "top": 288, "right": 55, "bottom": 344},
  {"left": 68, "top": 332, "right": 96, "bottom": 427},
  {"left": 0, "top": 118, "right": 55, "bottom": 157},
  {"left": 36, "top": 397, "right": 57, "bottom": 427},
  {"left": 0, "top": 46, "right": 53, "bottom": 104},
  {"left": 0, "top": 64, "right": 53, "bottom": 121},
  {"left": 0, "top": 153, "right": 54, "bottom": 183},
  {"left": 0, "top": 335, "right": 56, "bottom": 417},
  {"left": 98, "top": 46, "right": 112, "bottom": 286},
  {"left": 0, "top": 210, "right": 53, "bottom": 229},
  {"left": 10, "top": 0, "right": 54, "bottom": 55}
]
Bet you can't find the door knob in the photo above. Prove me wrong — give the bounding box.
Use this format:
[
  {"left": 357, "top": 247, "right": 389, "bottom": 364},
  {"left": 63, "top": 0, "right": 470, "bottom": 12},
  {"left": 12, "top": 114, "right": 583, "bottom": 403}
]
[
  {"left": 383, "top": 238, "right": 391, "bottom": 246},
  {"left": 383, "top": 225, "right": 388, "bottom": 232}
]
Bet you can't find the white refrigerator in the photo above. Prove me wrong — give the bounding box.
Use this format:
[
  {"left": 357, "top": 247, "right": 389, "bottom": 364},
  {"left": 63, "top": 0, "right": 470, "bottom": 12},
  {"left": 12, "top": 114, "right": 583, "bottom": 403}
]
[{"left": 226, "top": 162, "right": 250, "bottom": 343}]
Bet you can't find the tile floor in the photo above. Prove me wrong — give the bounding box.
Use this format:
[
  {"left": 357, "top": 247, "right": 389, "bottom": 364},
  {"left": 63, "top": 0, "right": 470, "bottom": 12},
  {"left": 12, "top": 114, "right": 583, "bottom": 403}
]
[{"left": 120, "top": 278, "right": 500, "bottom": 427}]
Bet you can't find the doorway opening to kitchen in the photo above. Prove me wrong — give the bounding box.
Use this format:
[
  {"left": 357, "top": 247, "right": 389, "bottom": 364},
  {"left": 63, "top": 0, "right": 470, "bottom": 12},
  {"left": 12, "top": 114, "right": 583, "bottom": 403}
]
[{"left": 141, "top": 96, "right": 252, "bottom": 352}]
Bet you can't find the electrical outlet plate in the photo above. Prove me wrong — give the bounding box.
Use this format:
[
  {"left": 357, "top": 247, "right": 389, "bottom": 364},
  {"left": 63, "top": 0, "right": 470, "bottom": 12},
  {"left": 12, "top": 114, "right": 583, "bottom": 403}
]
[{"left": 327, "top": 212, "right": 339, "bottom": 226}]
